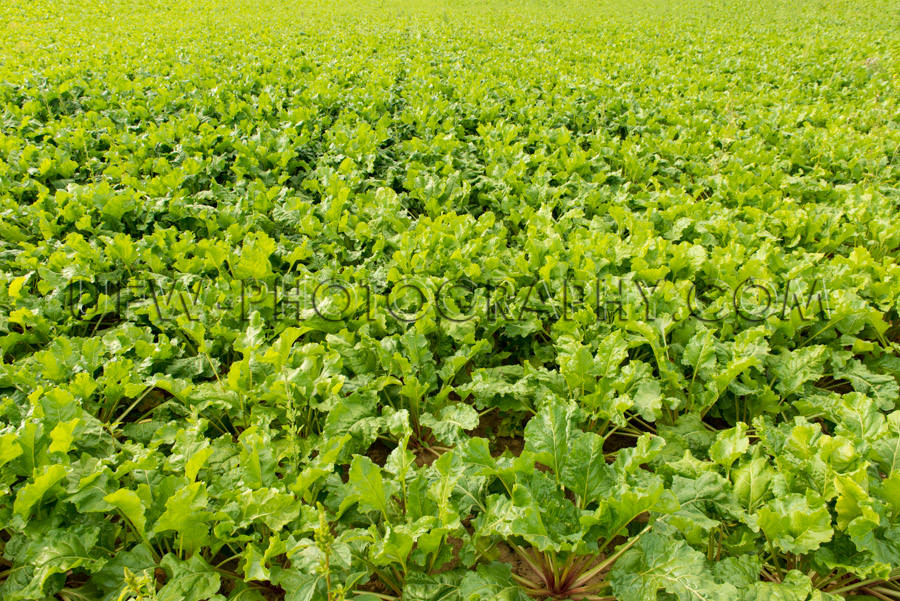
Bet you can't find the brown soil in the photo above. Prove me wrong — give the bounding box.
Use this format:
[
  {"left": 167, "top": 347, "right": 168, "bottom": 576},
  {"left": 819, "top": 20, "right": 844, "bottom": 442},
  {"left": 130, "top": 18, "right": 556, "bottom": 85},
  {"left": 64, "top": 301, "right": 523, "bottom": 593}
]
[
  {"left": 436, "top": 535, "right": 464, "bottom": 573},
  {"left": 602, "top": 431, "right": 637, "bottom": 455},
  {"left": 366, "top": 439, "right": 392, "bottom": 467},
  {"left": 699, "top": 414, "right": 729, "bottom": 430},
  {"left": 494, "top": 435, "right": 525, "bottom": 457},
  {"left": 473, "top": 409, "right": 528, "bottom": 457},
  {"left": 414, "top": 446, "right": 440, "bottom": 467},
  {"left": 813, "top": 376, "right": 854, "bottom": 395},
  {"left": 357, "top": 575, "right": 393, "bottom": 595},
  {"left": 496, "top": 541, "right": 533, "bottom": 578}
]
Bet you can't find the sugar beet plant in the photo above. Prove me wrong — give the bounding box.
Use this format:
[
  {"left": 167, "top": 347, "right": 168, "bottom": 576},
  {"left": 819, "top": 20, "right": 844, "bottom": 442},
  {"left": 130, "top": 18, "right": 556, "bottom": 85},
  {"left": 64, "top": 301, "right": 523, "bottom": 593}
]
[{"left": 1, "top": 0, "right": 900, "bottom": 600}]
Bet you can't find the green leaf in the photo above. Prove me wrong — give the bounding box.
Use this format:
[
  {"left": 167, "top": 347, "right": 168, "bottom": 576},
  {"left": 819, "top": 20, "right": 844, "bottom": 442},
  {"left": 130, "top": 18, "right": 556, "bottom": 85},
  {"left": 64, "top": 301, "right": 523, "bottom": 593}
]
[
  {"left": 340, "top": 455, "right": 394, "bottom": 520},
  {"left": 428, "top": 451, "right": 463, "bottom": 526},
  {"left": 669, "top": 471, "right": 742, "bottom": 544},
  {"left": 237, "top": 488, "right": 300, "bottom": 531},
  {"left": 611, "top": 531, "right": 739, "bottom": 601},
  {"left": 632, "top": 377, "right": 663, "bottom": 421},
  {"left": 238, "top": 426, "right": 276, "bottom": 489},
  {"left": 157, "top": 553, "right": 222, "bottom": 601},
  {"left": 421, "top": 403, "right": 479, "bottom": 446},
  {"left": 86, "top": 543, "right": 156, "bottom": 598},
  {"left": 270, "top": 564, "right": 324, "bottom": 601},
  {"left": 104, "top": 488, "right": 147, "bottom": 538},
  {"left": 459, "top": 562, "right": 532, "bottom": 600},
  {"left": 231, "top": 231, "right": 276, "bottom": 280},
  {"left": 0, "top": 527, "right": 105, "bottom": 601},
  {"left": 732, "top": 455, "right": 775, "bottom": 513},
  {"left": 524, "top": 397, "right": 576, "bottom": 482},
  {"left": 402, "top": 570, "right": 463, "bottom": 601},
  {"left": 683, "top": 328, "right": 718, "bottom": 380},
  {"left": 153, "top": 481, "right": 210, "bottom": 552},
  {"left": 370, "top": 524, "right": 415, "bottom": 568},
  {"left": 709, "top": 423, "right": 750, "bottom": 470},
  {"left": 0, "top": 432, "right": 23, "bottom": 468},
  {"left": 48, "top": 418, "right": 80, "bottom": 455},
  {"left": 769, "top": 346, "right": 828, "bottom": 397},
  {"left": 757, "top": 493, "right": 834, "bottom": 554},
  {"left": 14, "top": 464, "right": 67, "bottom": 517},
  {"left": 560, "top": 429, "right": 610, "bottom": 506}
]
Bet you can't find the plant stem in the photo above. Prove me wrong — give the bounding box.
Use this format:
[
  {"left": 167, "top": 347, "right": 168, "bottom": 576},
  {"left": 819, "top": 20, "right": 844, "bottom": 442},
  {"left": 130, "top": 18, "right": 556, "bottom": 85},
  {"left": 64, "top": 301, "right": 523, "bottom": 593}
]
[
  {"left": 862, "top": 587, "right": 894, "bottom": 601},
  {"left": 812, "top": 570, "right": 842, "bottom": 590},
  {"left": 510, "top": 571, "right": 547, "bottom": 595},
  {"left": 355, "top": 592, "right": 398, "bottom": 601},
  {"left": 830, "top": 577, "right": 885, "bottom": 594},
  {"left": 571, "top": 524, "right": 651, "bottom": 589},
  {"left": 510, "top": 543, "right": 545, "bottom": 581}
]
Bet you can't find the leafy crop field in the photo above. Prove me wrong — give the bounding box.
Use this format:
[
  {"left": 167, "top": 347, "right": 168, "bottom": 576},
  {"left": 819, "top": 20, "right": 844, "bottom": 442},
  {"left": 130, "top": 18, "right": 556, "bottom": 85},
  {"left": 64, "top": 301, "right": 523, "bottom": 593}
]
[{"left": 1, "top": 0, "right": 899, "bottom": 599}]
